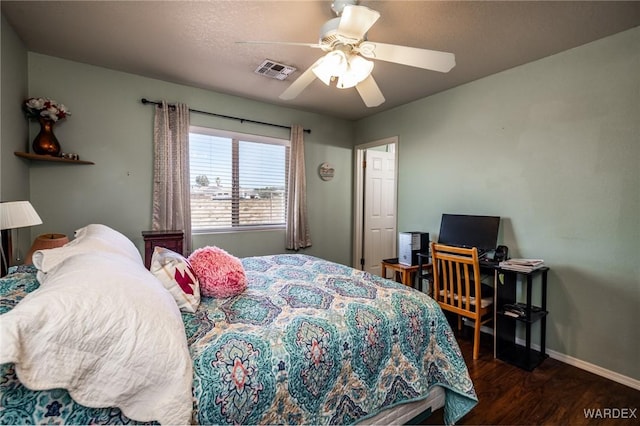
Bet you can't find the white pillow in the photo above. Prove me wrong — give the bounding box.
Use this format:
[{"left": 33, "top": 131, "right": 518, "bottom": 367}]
[
  {"left": 150, "top": 246, "right": 201, "bottom": 313},
  {"left": 32, "top": 224, "right": 143, "bottom": 274},
  {"left": 0, "top": 251, "right": 192, "bottom": 424}
]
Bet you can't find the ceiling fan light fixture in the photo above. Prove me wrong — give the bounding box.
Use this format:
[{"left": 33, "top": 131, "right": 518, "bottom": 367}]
[
  {"left": 337, "top": 54, "right": 373, "bottom": 89},
  {"left": 312, "top": 50, "right": 348, "bottom": 85},
  {"left": 266, "top": 0, "right": 454, "bottom": 107}
]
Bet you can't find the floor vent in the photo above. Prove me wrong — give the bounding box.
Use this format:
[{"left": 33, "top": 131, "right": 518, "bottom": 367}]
[{"left": 255, "top": 60, "right": 296, "bottom": 80}]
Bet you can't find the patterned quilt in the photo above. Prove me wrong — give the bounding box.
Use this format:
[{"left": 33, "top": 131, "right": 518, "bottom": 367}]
[{"left": 0, "top": 255, "right": 477, "bottom": 425}]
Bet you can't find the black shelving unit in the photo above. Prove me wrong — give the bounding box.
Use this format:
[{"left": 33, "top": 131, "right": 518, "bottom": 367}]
[{"left": 494, "top": 266, "right": 549, "bottom": 371}]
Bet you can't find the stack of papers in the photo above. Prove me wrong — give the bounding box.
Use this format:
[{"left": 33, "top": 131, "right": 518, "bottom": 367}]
[{"left": 499, "top": 258, "right": 545, "bottom": 272}]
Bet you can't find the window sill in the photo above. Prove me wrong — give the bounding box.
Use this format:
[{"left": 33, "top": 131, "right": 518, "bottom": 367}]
[{"left": 192, "top": 225, "right": 285, "bottom": 234}]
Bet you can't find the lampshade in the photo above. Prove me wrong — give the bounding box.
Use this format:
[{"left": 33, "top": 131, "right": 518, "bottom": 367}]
[
  {"left": 337, "top": 55, "right": 374, "bottom": 89},
  {"left": 312, "top": 51, "right": 374, "bottom": 89},
  {"left": 25, "top": 233, "right": 69, "bottom": 265},
  {"left": 0, "top": 201, "right": 42, "bottom": 230},
  {"left": 312, "top": 50, "right": 348, "bottom": 86}
]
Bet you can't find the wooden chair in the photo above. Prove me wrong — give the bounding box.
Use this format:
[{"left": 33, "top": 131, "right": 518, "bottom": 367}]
[{"left": 430, "top": 242, "right": 493, "bottom": 360}]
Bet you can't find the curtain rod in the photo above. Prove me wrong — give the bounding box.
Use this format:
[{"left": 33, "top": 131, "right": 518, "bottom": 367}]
[{"left": 140, "top": 98, "right": 311, "bottom": 134}]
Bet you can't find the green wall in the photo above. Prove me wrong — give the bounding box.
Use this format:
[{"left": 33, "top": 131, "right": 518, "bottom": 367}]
[
  {"left": 23, "top": 53, "right": 353, "bottom": 265},
  {"left": 355, "top": 27, "right": 640, "bottom": 380},
  {"left": 1, "top": 14, "right": 31, "bottom": 259}
]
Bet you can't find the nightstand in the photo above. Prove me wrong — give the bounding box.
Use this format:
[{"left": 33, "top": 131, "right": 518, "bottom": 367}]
[{"left": 141, "top": 230, "right": 184, "bottom": 269}]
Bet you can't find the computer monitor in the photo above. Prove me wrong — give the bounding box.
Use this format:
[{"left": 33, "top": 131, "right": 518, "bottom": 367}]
[{"left": 438, "top": 214, "right": 500, "bottom": 253}]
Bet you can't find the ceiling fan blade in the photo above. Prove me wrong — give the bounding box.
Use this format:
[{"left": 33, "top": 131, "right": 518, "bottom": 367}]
[
  {"left": 236, "top": 41, "right": 322, "bottom": 49},
  {"left": 355, "top": 75, "right": 385, "bottom": 107},
  {"left": 360, "top": 42, "right": 456, "bottom": 73},
  {"left": 338, "top": 5, "right": 380, "bottom": 41},
  {"left": 279, "top": 59, "right": 323, "bottom": 100}
]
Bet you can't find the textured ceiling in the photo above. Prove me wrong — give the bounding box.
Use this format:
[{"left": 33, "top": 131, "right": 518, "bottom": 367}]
[{"left": 2, "top": 1, "right": 639, "bottom": 120}]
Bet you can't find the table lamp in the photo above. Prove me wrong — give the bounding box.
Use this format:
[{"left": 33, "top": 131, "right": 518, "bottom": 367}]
[{"left": 0, "top": 201, "right": 43, "bottom": 276}]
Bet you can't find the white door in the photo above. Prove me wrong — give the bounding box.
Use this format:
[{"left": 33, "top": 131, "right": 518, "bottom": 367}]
[{"left": 363, "top": 148, "right": 397, "bottom": 277}]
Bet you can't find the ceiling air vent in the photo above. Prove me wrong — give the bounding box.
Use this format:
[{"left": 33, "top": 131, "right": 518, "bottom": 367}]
[{"left": 255, "top": 60, "right": 296, "bottom": 80}]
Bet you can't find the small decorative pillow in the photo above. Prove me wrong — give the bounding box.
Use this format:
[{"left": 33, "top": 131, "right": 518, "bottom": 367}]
[
  {"left": 150, "top": 247, "right": 200, "bottom": 313},
  {"left": 188, "top": 246, "right": 247, "bottom": 298}
]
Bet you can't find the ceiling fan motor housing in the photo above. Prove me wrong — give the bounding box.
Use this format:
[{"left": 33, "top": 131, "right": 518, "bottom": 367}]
[
  {"left": 331, "top": 0, "right": 359, "bottom": 16},
  {"left": 319, "top": 17, "right": 343, "bottom": 49},
  {"left": 319, "top": 17, "right": 363, "bottom": 50}
]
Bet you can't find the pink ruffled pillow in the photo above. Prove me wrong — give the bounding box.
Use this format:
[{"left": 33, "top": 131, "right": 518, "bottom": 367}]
[{"left": 188, "top": 246, "right": 247, "bottom": 298}]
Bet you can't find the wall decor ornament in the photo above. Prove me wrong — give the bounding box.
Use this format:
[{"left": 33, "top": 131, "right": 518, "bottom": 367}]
[
  {"left": 23, "top": 97, "right": 71, "bottom": 156},
  {"left": 319, "top": 162, "right": 335, "bottom": 181}
]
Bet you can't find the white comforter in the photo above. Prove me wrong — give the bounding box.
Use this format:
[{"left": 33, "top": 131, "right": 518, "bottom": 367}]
[{"left": 0, "top": 237, "right": 193, "bottom": 424}]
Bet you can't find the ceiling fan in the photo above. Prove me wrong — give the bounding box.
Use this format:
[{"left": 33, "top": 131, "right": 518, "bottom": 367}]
[{"left": 242, "top": 0, "right": 455, "bottom": 107}]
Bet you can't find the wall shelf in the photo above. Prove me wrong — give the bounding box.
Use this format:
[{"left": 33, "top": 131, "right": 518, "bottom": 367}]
[{"left": 14, "top": 151, "right": 94, "bottom": 165}]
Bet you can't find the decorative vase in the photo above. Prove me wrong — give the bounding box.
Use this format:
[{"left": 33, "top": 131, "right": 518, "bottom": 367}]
[
  {"left": 32, "top": 118, "right": 61, "bottom": 156},
  {"left": 25, "top": 233, "right": 69, "bottom": 265}
]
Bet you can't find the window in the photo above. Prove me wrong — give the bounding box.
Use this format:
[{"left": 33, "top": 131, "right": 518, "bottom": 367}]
[{"left": 189, "top": 126, "right": 289, "bottom": 231}]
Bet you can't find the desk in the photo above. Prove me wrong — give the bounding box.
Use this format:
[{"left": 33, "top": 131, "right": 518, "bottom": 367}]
[{"left": 380, "top": 261, "right": 420, "bottom": 287}]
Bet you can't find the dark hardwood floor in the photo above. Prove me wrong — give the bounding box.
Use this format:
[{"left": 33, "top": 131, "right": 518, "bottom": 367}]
[{"left": 424, "top": 329, "right": 640, "bottom": 425}]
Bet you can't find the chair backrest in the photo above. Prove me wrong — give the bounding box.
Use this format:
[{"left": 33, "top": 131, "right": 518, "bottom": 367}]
[{"left": 430, "top": 242, "right": 484, "bottom": 315}]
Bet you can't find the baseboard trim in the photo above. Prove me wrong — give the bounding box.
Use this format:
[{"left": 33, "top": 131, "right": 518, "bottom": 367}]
[
  {"left": 461, "top": 319, "right": 640, "bottom": 390},
  {"left": 545, "top": 348, "right": 640, "bottom": 391},
  {"left": 514, "top": 337, "right": 640, "bottom": 391}
]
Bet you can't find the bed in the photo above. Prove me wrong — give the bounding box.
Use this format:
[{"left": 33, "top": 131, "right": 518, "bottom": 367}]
[{"left": 0, "top": 225, "right": 477, "bottom": 425}]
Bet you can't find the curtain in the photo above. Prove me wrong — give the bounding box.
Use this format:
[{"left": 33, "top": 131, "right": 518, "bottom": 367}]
[
  {"left": 152, "top": 101, "right": 192, "bottom": 253},
  {"left": 286, "top": 125, "right": 312, "bottom": 250}
]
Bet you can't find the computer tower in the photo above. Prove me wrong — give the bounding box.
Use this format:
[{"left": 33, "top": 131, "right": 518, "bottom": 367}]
[{"left": 398, "top": 232, "right": 429, "bottom": 266}]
